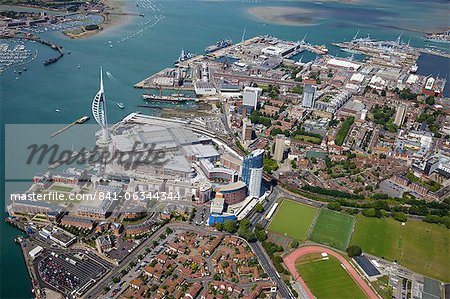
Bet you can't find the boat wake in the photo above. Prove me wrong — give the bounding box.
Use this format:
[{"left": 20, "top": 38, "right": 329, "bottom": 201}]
[
  {"left": 110, "top": 0, "right": 165, "bottom": 46},
  {"left": 106, "top": 70, "right": 115, "bottom": 80}
]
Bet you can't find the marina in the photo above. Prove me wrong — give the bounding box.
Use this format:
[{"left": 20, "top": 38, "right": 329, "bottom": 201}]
[
  {"left": 0, "top": 42, "right": 36, "bottom": 74},
  {"left": 1, "top": 33, "right": 65, "bottom": 67}
]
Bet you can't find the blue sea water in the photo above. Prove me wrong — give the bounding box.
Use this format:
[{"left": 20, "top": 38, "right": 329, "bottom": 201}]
[
  {"left": 1, "top": 0, "right": 449, "bottom": 297},
  {"left": 416, "top": 53, "right": 450, "bottom": 97}
]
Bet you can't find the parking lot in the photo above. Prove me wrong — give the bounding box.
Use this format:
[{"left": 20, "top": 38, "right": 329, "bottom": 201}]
[{"left": 36, "top": 250, "right": 113, "bottom": 296}]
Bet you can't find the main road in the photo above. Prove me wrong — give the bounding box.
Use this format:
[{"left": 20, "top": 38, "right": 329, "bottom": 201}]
[{"left": 250, "top": 242, "right": 301, "bottom": 299}]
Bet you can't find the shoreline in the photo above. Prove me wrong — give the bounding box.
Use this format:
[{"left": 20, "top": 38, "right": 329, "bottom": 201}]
[
  {"left": 63, "top": 0, "right": 132, "bottom": 39},
  {"left": 1, "top": 0, "right": 133, "bottom": 40},
  {"left": 99, "top": 0, "right": 132, "bottom": 32}
]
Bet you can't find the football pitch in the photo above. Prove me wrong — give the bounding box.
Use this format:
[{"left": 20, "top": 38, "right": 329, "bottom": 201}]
[
  {"left": 308, "top": 209, "right": 355, "bottom": 251},
  {"left": 267, "top": 199, "right": 318, "bottom": 241},
  {"left": 296, "top": 253, "right": 367, "bottom": 299},
  {"left": 351, "top": 216, "right": 450, "bottom": 282}
]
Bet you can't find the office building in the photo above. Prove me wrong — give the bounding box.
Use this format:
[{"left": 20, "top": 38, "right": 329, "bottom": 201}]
[
  {"left": 302, "top": 84, "right": 316, "bottom": 108},
  {"left": 241, "top": 149, "right": 264, "bottom": 198},
  {"left": 242, "top": 87, "right": 262, "bottom": 110}
]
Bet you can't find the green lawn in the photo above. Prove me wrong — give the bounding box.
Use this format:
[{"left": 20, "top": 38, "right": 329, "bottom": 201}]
[
  {"left": 350, "top": 216, "right": 450, "bottom": 282},
  {"left": 309, "top": 209, "right": 355, "bottom": 250},
  {"left": 296, "top": 253, "right": 367, "bottom": 299},
  {"left": 294, "top": 135, "right": 322, "bottom": 144},
  {"left": 268, "top": 199, "right": 318, "bottom": 241}
]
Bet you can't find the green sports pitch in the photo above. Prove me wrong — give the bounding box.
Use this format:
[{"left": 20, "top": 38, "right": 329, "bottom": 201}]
[
  {"left": 267, "top": 199, "right": 318, "bottom": 241},
  {"left": 296, "top": 253, "right": 367, "bottom": 299},
  {"left": 351, "top": 216, "right": 450, "bottom": 282},
  {"left": 308, "top": 209, "right": 355, "bottom": 251}
]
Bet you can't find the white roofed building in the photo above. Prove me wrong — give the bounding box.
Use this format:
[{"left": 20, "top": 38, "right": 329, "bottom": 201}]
[{"left": 327, "top": 58, "right": 361, "bottom": 71}]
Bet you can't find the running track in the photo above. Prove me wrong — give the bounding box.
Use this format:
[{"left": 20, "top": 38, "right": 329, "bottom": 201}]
[{"left": 283, "top": 245, "right": 379, "bottom": 299}]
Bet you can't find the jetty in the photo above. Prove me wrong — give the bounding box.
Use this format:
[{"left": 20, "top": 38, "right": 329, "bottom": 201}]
[
  {"left": 49, "top": 116, "right": 89, "bottom": 138},
  {"left": 105, "top": 12, "right": 145, "bottom": 17}
]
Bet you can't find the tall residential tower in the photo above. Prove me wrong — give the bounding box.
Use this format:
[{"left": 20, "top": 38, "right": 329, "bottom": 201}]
[{"left": 241, "top": 149, "right": 264, "bottom": 198}]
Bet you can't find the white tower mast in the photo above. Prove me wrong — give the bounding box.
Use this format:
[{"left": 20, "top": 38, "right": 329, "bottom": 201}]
[{"left": 92, "top": 68, "right": 110, "bottom": 146}]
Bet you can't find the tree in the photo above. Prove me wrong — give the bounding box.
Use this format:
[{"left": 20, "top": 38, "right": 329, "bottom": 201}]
[
  {"left": 238, "top": 225, "right": 256, "bottom": 242},
  {"left": 424, "top": 214, "right": 440, "bottom": 223},
  {"left": 223, "top": 220, "right": 238, "bottom": 233},
  {"left": 291, "top": 84, "right": 303, "bottom": 94},
  {"left": 215, "top": 222, "right": 224, "bottom": 231},
  {"left": 255, "top": 223, "right": 264, "bottom": 231},
  {"left": 263, "top": 158, "right": 279, "bottom": 173},
  {"left": 85, "top": 24, "right": 99, "bottom": 31},
  {"left": 240, "top": 218, "right": 251, "bottom": 228},
  {"left": 290, "top": 240, "right": 299, "bottom": 249},
  {"left": 362, "top": 208, "right": 381, "bottom": 218},
  {"left": 165, "top": 227, "right": 173, "bottom": 234},
  {"left": 255, "top": 203, "right": 264, "bottom": 213},
  {"left": 425, "top": 96, "right": 435, "bottom": 105},
  {"left": 328, "top": 202, "right": 342, "bottom": 211},
  {"left": 256, "top": 229, "right": 267, "bottom": 242},
  {"left": 270, "top": 128, "right": 283, "bottom": 136},
  {"left": 393, "top": 212, "right": 407, "bottom": 222},
  {"left": 112, "top": 277, "right": 120, "bottom": 283},
  {"left": 346, "top": 245, "right": 362, "bottom": 257},
  {"left": 335, "top": 116, "right": 355, "bottom": 146},
  {"left": 191, "top": 263, "right": 199, "bottom": 272}
]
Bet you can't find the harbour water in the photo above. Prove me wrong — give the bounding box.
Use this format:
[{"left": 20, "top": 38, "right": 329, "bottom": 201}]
[
  {"left": 416, "top": 53, "right": 450, "bottom": 98},
  {"left": 1, "top": 0, "right": 449, "bottom": 297}
]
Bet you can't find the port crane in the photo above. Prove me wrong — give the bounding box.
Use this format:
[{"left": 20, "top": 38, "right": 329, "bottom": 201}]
[
  {"left": 352, "top": 29, "right": 360, "bottom": 41},
  {"left": 301, "top": 33, "right": 308, "bottom": 44}
]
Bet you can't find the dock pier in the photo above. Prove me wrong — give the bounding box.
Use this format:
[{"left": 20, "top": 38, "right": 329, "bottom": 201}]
[
  {"left": 50, "top": 116, "right": 89, "bottom": 138},
  {"left": 50, "top": 121, "right": 77, "bottom": 138}
]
